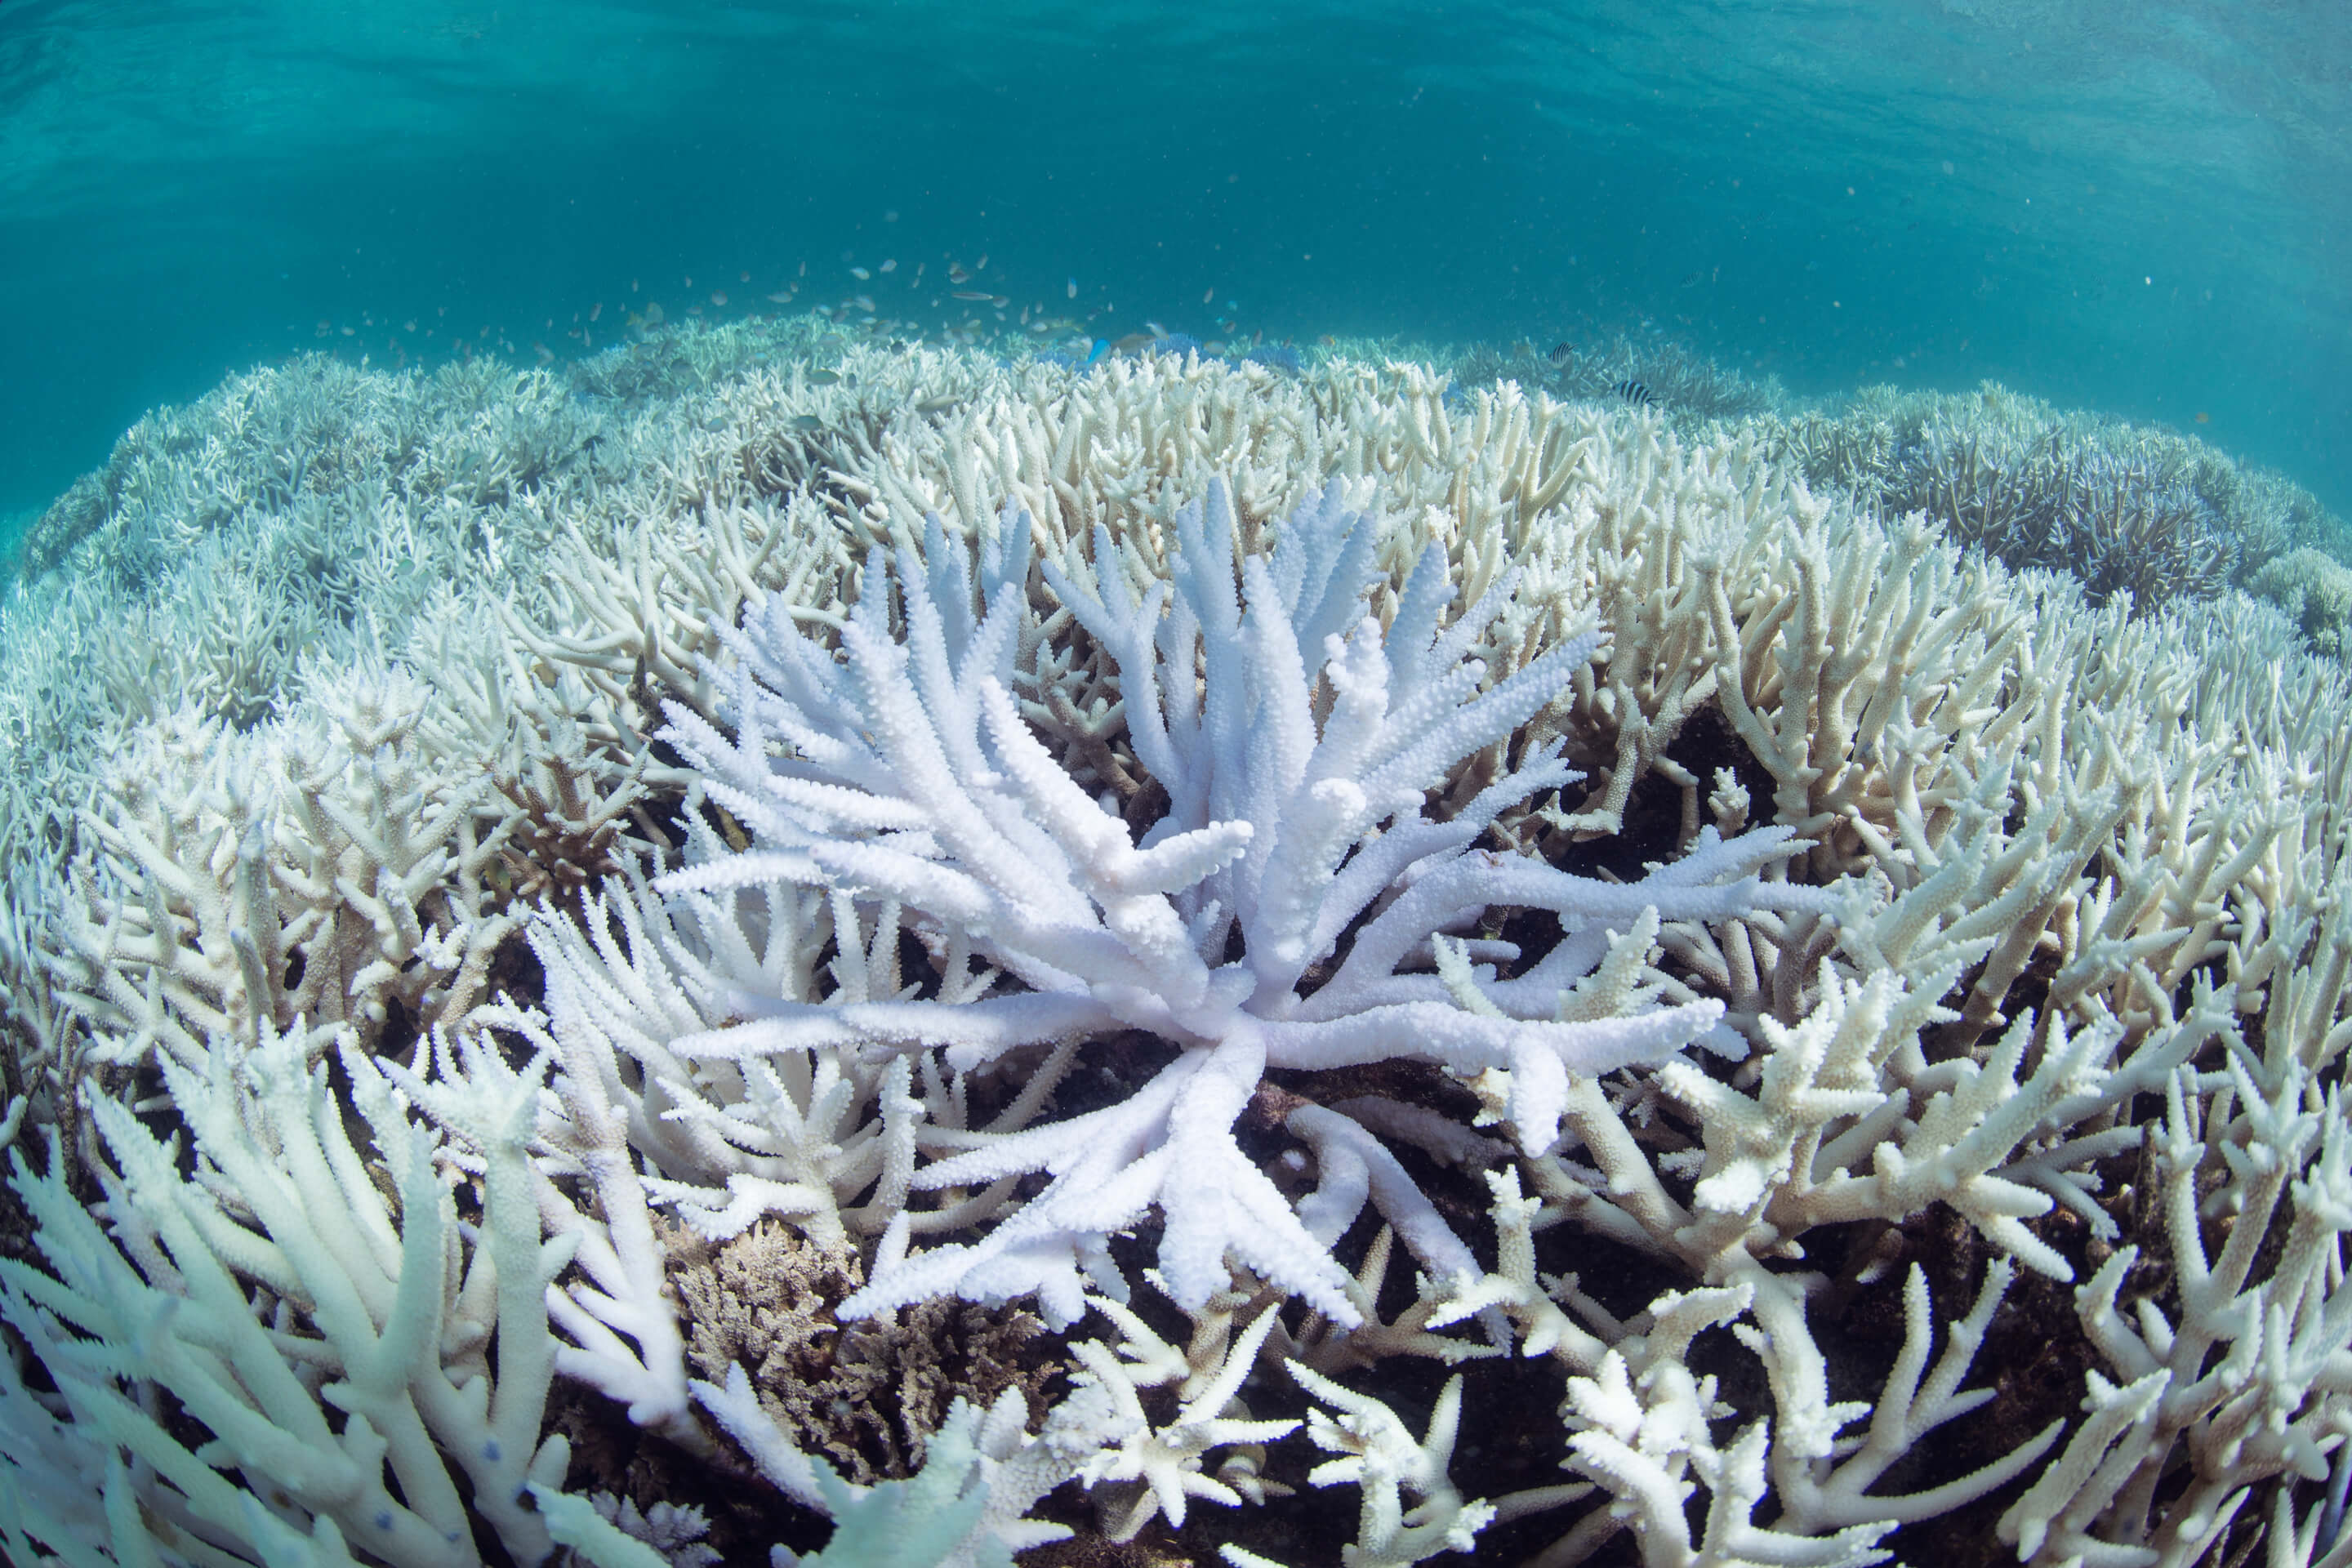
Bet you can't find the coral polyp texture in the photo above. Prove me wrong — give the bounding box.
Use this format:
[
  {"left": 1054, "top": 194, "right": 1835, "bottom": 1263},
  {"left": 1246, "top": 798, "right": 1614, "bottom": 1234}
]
[{"left": 4, "top": 318, "right": 2352, "bottom": 1568}]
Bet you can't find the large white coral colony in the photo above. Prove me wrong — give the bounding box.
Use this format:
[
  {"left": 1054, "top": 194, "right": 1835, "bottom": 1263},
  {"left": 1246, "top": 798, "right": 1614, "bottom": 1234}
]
[
  {"left": 6, "top": 335, "right": 2352, "bottom": 1568},
  {"left": 648, "top": 480, "right": 1830, "bottom": 1329}
]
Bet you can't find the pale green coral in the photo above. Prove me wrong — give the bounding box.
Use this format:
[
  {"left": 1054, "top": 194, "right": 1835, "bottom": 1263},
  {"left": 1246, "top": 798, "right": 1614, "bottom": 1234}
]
[{"left": 2249, "top": 546, "right": 2352, "bottom": 658}]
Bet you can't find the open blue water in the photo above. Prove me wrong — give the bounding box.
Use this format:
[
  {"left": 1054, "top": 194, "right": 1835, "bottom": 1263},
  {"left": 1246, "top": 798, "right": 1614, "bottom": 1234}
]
[{"left": 1, "top": 0, "right": 2345, "bottom": 537}]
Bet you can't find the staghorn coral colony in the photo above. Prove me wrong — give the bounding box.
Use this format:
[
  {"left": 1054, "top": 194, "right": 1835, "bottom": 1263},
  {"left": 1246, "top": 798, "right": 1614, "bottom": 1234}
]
[{"left": 4, "top": 316, "right": 2352, "bottom": 1568}]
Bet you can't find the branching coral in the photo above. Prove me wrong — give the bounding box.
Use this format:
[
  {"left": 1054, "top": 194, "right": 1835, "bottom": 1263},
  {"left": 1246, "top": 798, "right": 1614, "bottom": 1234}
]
[
  {"left": 648, "top": 480, "right": 1826, "bottom": 1331},
  {"left": 2251, "top": 546, "right": 2352, "bottom": 659},
  {"left": 0, "top": 1022, "right": 573, "bottom": 1568},
  {"left": 7, "top": 332, "right": 2352, "bottom": 1568},
  {"left": 1757, "top": 381, "right": 2342, "bottom": 612}
]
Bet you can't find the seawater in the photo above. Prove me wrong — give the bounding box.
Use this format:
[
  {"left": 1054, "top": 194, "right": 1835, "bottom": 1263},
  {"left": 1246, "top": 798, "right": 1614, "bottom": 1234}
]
[{"left": 0, "top": 0, "right": 2345, "bottom": 539}]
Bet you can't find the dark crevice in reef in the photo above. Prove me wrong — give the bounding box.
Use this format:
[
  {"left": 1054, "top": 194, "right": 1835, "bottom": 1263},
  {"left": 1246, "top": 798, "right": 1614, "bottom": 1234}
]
[
  {"left": 550, "top": 1374, "right": 833, "bottom": 1568},
  {"left": 482, "top": 923, "right": 547, "bottom": 1013},
  {"left": 1038, "top": 1028, "right": 1187, "bottom": 1121},
  {"left": 1544, "top": 701, "right": 1778, "bottom": 887},
  {"left": 374, "top": 991, "right": 420, "bottom": 1064},
  {"left": 1865, "top": 1205, "right": 2104, "bottom": 1568}
]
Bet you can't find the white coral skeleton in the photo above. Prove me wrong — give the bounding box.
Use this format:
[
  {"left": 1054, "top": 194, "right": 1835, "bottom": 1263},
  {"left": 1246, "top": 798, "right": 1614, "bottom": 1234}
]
[{"left": 652, "top": 479, "right": 1832, "bottom": 1330}]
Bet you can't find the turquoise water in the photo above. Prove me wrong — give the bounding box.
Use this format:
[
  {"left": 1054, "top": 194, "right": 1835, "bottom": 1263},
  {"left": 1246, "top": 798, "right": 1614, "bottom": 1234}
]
[{"left": 1, "top": 0, "right": 2345, "bottom": 537}]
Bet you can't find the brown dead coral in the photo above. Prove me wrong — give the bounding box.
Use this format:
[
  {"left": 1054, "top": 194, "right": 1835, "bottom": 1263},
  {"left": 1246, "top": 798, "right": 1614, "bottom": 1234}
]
[
  {"left": 486, "top": 742, "right": 650, "bottom": 914},
  {"left": 666, "top": 1218, "right": 1067, "bottom": 1485}
]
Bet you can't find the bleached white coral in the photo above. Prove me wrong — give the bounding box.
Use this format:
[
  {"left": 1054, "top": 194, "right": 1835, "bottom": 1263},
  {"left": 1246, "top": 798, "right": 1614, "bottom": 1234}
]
[
  {"left": 1062, "top": 1297, "right": 1298, "bottom": 1539},
  {"left": 1290, "top": 1361, "right": 1494, "bottom": 1567},
  {"left": 11, "top": 332, "right": 2352, "bottom": 1568},
  {"left": 651, "top": 479, "right": 1829, "bottom": 1329}
]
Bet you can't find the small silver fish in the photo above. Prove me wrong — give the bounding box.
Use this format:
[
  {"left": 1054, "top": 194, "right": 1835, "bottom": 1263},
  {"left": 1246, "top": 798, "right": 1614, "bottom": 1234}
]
[
  {"left": 790, "top": 413, "right": 823, "bottom": 431},
  {"left": 806, "top": 368, "right": 840, "bottom": 385}
]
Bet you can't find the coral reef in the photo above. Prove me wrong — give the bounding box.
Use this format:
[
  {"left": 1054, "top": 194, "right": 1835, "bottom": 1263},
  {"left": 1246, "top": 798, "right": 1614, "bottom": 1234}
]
[
  {"left": 1757, "top": 380, "right": 2339, "bottom": 612},
  {"left": 5, "top": 323, "right": 2352, "bottom": 1568},
  {"left": 667, "top": 1219, "right": 1057, "bottom": 1486},
  {"left": 2251, "top": 546, "right": 2352, "bottom": 659},
  {"left": 1448, "top": 330, "right": 1788, "bottom": 425}
]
